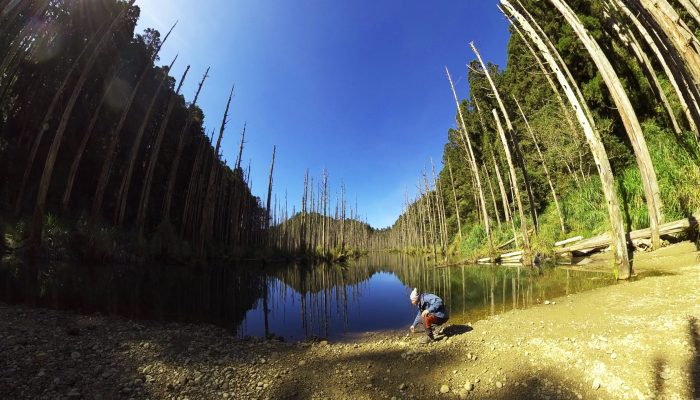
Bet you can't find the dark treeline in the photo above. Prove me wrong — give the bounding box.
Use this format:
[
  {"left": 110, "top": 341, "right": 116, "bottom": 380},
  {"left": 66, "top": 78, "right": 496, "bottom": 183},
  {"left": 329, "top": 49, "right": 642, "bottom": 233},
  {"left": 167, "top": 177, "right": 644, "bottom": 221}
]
[
  {"left": 0, "top": 0, "right": 268, "bottom": 262},
  {"left": 379, "top": 0, "right": 700, "bottom": 277}
]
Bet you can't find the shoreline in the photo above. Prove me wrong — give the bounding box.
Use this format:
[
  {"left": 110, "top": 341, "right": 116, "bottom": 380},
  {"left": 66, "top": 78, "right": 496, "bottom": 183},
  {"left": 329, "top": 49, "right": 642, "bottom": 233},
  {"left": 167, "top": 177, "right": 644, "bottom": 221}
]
[{"left": 1, "top": 243, "right": 698, "bottom": 399}]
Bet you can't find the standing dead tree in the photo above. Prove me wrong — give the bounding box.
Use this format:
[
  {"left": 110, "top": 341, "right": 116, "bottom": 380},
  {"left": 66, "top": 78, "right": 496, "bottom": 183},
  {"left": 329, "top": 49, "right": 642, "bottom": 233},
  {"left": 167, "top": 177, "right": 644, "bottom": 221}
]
[
  {"left": 501, "top": 0, "right": 631, "bottom": 278},
  {"left": 471, "top": 42, "right": 539, "bottom": 234},
  {"left": 446, "top": 66, "right": 492, "bottom": 247},
  {"left": 548, "top": 0, "right": 663, "bottom": 249}
]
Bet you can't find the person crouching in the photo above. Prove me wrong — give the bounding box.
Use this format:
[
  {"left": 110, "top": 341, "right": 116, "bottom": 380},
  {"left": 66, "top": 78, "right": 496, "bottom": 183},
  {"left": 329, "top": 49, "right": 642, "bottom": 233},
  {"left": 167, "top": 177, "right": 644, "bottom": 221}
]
[{"left": 408, "top": 288, "right": 448, "bottom": 344}]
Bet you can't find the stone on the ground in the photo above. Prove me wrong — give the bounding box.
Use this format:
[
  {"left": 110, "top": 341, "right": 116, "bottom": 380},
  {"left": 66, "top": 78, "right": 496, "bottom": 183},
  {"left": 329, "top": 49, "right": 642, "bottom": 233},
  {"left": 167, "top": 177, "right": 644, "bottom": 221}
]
[{"left": 440, "top": 384, "right": 450, "bottom": 393}]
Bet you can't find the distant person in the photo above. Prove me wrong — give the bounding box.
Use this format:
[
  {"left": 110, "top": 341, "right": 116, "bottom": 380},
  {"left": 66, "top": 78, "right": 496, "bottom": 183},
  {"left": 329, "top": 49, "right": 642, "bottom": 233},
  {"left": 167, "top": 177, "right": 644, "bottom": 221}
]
[{"left": 408, "top": 288, "right": 448, "bottom": 344}]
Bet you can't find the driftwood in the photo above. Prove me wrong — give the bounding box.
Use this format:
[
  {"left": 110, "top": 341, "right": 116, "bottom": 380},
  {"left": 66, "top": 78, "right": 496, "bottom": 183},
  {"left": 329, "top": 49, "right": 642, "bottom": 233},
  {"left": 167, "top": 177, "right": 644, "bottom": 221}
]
[{"left": 556, "top": 214, "right": 699, "bottom": 254}]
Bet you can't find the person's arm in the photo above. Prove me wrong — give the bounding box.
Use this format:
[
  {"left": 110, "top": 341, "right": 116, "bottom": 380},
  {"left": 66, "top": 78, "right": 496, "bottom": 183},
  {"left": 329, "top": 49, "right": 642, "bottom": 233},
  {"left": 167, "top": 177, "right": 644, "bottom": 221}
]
[{"left": 412, "top": 309, "right": 422, "bottom": 328}]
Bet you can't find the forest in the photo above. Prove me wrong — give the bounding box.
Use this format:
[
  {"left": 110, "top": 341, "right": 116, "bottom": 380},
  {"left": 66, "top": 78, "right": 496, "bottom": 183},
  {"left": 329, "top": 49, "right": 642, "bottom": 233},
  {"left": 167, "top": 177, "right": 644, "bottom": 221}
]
[
  {"left": 379, "top": 0, "right": 700, "bottom": 279},
  {"left": 2, "top": 0, "right": 700, "bottom": 276}
]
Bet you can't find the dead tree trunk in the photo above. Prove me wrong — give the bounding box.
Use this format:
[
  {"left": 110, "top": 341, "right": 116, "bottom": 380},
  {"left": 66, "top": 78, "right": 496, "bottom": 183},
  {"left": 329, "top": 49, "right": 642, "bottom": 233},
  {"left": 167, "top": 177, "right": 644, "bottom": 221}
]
[
  {"left": 27, "top": 1, "right": 135, "bottom": 250},
  {"left": 199, "top": 86, "right": 234, "bottom": 256},
  {"left": 513, "top": 95, "right": 566, "bottom": 233},
  {"left": 549, "top": 0, "right": 662, "bottom": 249},
  {"left": 265, "top": 145, "right": 276, "bottom": 246},
  {"left": 136, "top": 65, "right": 191, "bottom": 239},
  {"left": 502, "top": 0, "right": 631, "bottom": 278},
  {"left": 92, "top": 22, "right": 175, "bottom": 218},
  {"left": 115, "top": 55, "right": 178, "bottom": 226},
  {"left": 492, "top": 109, "right": 530, "bottom": 252},
  {"left": 162, "top": 67, "right": 210, "bottom": 220},
  {"left": 446, "top": 67, "right": 492, "bottom": 247},
  {"left": 446, "top": 158, "right": 463, "bottom": 240},
  {"left": 482, "top": 163, "right": 502, "bottom": 228}
]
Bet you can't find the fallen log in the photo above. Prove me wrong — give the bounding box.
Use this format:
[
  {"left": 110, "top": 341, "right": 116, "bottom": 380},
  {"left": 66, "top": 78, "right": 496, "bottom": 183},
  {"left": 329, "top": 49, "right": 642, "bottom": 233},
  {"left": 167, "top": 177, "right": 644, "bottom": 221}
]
[{"left": 554, "top": 236, "right": 583, "bottom": 247}]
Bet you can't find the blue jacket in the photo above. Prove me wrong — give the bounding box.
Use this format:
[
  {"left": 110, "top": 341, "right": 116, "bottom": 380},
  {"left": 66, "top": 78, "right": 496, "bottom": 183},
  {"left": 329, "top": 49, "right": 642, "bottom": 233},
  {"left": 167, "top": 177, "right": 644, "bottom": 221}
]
[{"left": 412, "top": 293, "right": 448, "bottom": 327}]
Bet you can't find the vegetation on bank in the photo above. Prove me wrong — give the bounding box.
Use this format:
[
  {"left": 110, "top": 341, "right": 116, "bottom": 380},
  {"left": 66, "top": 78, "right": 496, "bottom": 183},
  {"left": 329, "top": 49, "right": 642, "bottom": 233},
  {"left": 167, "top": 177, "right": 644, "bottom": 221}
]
[{"left": 378, "top": 0, "right": 700, "bottom": 269}]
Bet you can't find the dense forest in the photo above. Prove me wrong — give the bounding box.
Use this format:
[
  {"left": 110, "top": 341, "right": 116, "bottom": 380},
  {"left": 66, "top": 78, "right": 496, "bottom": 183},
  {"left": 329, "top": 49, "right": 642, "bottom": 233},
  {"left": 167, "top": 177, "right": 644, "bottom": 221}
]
[
  {"left": 379, "top": 0, "right": 700, "bottom": 278},
  {"left": 0, "top": 0, "right": 378, "bottom": 264}
]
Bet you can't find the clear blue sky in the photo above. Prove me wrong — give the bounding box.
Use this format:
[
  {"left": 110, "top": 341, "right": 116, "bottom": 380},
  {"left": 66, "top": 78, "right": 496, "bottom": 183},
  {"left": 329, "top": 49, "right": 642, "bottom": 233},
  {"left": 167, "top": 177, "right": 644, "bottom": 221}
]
[{"left": 137, "top": 0, "right": 510, "bottom": 229}]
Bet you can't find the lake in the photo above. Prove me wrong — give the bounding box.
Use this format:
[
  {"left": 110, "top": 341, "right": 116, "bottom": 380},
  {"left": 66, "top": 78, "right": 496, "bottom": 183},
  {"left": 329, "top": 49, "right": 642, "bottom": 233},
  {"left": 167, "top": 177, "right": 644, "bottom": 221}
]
[{"left": 0, "top": 253, "right": 617, "bottom": 341}]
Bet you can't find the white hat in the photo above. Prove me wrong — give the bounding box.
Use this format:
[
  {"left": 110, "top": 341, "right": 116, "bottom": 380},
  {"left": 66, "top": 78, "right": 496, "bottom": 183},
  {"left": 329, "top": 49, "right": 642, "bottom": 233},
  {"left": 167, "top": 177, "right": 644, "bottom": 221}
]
[{"left": 410, "top": 288, "right": 419, "bottom": 302}]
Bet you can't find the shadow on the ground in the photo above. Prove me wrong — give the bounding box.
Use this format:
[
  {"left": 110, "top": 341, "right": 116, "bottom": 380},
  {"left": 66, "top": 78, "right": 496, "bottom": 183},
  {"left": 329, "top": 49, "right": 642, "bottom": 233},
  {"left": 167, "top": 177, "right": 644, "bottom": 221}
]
[
  {"left": 441, "top": 324, "right": 472, "bottom": 337},
  {"left": 690, "top": 316, "right": 699, "bottom": 399}
]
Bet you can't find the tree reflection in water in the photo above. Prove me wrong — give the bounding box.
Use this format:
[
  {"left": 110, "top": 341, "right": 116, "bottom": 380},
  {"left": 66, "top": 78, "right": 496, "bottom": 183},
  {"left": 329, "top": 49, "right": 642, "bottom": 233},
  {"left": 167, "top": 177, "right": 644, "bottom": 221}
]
[{"left": 0, "top": 254, "right": 615, "bottom": 341}]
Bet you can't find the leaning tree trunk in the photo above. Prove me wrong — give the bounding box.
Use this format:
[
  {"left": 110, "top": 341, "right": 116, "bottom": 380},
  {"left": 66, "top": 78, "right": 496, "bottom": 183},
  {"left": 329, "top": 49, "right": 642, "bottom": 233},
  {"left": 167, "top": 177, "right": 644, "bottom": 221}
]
[
  {"left": 446, "top": 158, "right": 463, "bottom": 240},
  {"left": 162, "top": 67, "right": 210, "bottom": 220},
  {"left": 15, "top": 17, "right": 108, "bottom": 215},
  {"left": 482, "top": 163, "right": 502, "bottom": 228},
  {"left": 27, "top": 1, "right": 135, "bottom": 250},
  {"left": 513, "top": 95, "right": 566, "bottom": 233},
  {"left": 61, "top": 71, "right": 115, "bottom": 212},
  {"left": 199, "top": 86, "right": 234, "bottom": 256},
  {"left": 604, "top": 6, "right": 682, "bottom": 134},
  {"left": 115, "top": 55, "right": 178, "bottom": 226},
  {"left": 502, "top": 0, "right": 631, "bottom": 278},
  {"left": 136, "top": 65, "right": 191, "bottom": 240},
  {"left": 492, "top": 109, "right": 531, "bottom": 253},
  {"left": 549, "top": 0, "right": 662, "bottom": 249},
  {"left": 471, "top": 42, "right": 539, "bottom": 233},
  {"left": 91, "top": 22, "right": 175, "bottom": 219},
  {"left": 446, "top": 66, "right": 491, "bottom": 247},
  {"left": 610, "top": 0, "right": 700, "bottom": 138},
  {"left": 265, "top": 145, "right": 276, "bottom": 247}
]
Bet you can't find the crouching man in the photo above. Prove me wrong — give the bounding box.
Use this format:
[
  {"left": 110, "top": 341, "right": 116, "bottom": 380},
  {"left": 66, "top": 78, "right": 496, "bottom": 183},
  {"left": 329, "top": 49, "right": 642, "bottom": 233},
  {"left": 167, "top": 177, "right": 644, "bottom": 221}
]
[{"left": 408, "top": 288, "right": 448, "bottom": 344}]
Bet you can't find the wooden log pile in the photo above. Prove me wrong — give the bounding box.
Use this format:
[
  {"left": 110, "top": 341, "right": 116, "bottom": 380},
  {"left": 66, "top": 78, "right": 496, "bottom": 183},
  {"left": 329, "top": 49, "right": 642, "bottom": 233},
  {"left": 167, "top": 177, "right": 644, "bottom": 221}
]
[{"left": 555, "top": 213, "right": 699, "bottom": 255}]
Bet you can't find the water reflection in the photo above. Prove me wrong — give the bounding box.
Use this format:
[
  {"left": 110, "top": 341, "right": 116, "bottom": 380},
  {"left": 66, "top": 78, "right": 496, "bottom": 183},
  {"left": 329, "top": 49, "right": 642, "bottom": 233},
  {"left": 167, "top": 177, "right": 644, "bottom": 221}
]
[{"left": 0, "top": 254, "right": 616, "bottom": 341}]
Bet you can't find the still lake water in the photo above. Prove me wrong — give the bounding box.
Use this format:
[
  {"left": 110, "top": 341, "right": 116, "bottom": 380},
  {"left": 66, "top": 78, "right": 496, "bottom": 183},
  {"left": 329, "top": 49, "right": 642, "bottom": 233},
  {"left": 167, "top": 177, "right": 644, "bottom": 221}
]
[{"left": 0, "top": 253, "right": 616, "bottom": 340}]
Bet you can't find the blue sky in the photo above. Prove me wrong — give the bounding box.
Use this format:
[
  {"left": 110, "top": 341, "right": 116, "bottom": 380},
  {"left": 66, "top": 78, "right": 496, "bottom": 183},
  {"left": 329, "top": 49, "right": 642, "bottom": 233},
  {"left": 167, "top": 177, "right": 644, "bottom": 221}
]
[{"left": 136, "top": 0, "right": 510, "bottom": 228}]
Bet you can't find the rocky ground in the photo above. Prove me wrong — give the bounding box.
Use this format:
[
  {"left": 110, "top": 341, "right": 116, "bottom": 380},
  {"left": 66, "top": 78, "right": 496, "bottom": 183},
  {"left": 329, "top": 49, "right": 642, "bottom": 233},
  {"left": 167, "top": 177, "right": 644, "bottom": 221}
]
[{"left": 1, "top": 243, "right": 699, "bottom": 400}]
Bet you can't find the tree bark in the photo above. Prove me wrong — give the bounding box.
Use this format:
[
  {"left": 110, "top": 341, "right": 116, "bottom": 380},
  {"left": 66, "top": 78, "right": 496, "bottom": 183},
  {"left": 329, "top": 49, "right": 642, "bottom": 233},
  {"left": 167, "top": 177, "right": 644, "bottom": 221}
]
[
  {"left": 502, "top": 0, "right": 631, "bottom": 278},
  {"left": 136, "top": 65, "right": 190, "bottom": 239},
  {"left": 162, "top": 67, "right": 210, "bottom": 219},
  {"left": 471, "top": 42, "right": 539, "bottom": 233},
  {"left": 549, "top": 0, "right": 662, "bottom": 249}
]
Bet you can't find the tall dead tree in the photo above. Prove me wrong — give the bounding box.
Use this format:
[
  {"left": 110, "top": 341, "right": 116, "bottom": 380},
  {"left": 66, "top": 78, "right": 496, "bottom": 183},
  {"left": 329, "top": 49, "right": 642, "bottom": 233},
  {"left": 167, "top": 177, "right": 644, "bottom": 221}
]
[
  {"left": 492, "top": 109, "right": 530, "bottom": 252},
  {"left": 446, "top": 158, "right": 463, "bottom": 240},
  {"left": 115, "top": 55, "right": 178, "bottom": 226},
  {"left": 549, "top": 0, "right": 662, "bottom": 249},
  {"left": 471, "top": 42, "right": 539, "bottom": 233},
  {"left": 27, "top": 1, "right": 135, "bottom": 249},
  {"left": 92, "top": 22, "right": 176, "bottom": 218},
  {"left": 446, "top": 66, "right": 491, "bottom": 247},
  {"left": 266, "top": 145, "right": 277, "bottom": 242},
  {"left": 502, "top": 0, "right": 631, "bottom": 278},
  {"left": 513, "top": 95, "right": 566, "bottom": 233},
  {"left": 163, "top": 67, "right": 210, "bottom": 220},
  {"left": 136, "top": 65, "right": 191, "bottom": 239},
  {"left": 199, "top": 86, "right": 234, "bottom": 256}
]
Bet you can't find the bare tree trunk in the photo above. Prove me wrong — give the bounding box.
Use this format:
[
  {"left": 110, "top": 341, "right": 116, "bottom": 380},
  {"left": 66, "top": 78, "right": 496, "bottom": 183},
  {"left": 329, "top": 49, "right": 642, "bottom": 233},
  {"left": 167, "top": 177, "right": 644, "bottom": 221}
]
[
  {"left": 610, "top": 0, "right": 700, "bottom": 138},
  {"left": 92, "top": 22, "right": 175, "bottom": 218},
  {"left": 27, "top": 1, "right": 135, "bottom": 250},
  {"left": 163, "top": 67, "right": 210, "bottom": 219},
  {"left": 265, "top": 145, "right": 276, "bottom": 246},
  {"left": 61, "top": 72, "right": 114, "bottom": 212},
  {"left": 15, "top": 16, "right": 109, "bottom": 214},
  {"left": 136, "top": 65, "right": 191, "bottom": 239},
  {"left": 549, "top": 0, "right": 662, "bottom": 249},
  {"left": 492, "top": 109, "right": 530, "bottom": 252},
  {"left": 446, "top": 158, "right": 463, "bottom": 240},
  {"left": 502, "top": 0, "right": 631, "bottom": 278},
  {"left": 115, "top": 55, "right": 178, "bottom": 226},
  {"left": 199, "top": 86, "right": 234, "bottom": 256},
  {"left": 471, "top": 42, "right": 539, "bottom": 233},
  {"left": 482, "top": 163, "right": 502, "bottom": 228},
  {"left": 604, "top": 6, "right": 682, "bottom": 134},
  {"left": 446, "top": 67, "right": 492, "bottom": 247},
  {"left": 513, "top": 95, "right": 566, "bottom": 233}
]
